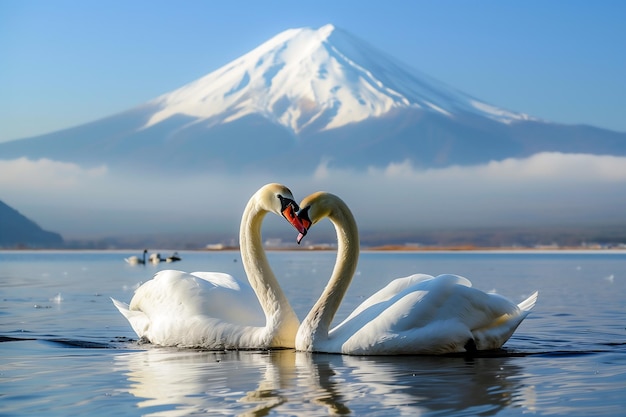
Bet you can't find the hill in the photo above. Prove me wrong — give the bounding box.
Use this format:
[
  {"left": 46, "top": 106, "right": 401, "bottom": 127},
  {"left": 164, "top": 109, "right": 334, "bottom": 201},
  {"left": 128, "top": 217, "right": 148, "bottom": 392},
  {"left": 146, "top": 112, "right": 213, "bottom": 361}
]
[{"left": 0, "top": 200, "right": 64, "bottom": 248}]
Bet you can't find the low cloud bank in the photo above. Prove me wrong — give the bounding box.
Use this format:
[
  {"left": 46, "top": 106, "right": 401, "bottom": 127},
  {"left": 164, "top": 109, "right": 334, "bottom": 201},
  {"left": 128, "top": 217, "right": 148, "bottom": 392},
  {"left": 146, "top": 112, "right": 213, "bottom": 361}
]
[
  {"left": 0, "top": 157, "right": 107, "bottom": 190},
  {"left": 1, "top": 152, "right": 625, "bottom": 238}
]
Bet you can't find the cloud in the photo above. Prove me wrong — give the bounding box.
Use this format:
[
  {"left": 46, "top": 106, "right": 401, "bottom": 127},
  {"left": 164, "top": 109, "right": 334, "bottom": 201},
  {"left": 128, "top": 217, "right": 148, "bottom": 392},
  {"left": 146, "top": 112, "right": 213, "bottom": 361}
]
[
  {"left": 0, "top": 157, "right": 108, "bottom": 190},
  {"left": 299, "top": 152, "right": 626, "bottom": 231},
  {"left": 303, "top": 152, "right": 626, "bottom": 197},
  {"left": 469, "top": 152, "right": 626, "bottom": 182},
  {"left": 368, "top": 152, "right": 626, "bottom": 183},
  {"left": 1, "top": 153, "right": 625, "bottom": 238}
]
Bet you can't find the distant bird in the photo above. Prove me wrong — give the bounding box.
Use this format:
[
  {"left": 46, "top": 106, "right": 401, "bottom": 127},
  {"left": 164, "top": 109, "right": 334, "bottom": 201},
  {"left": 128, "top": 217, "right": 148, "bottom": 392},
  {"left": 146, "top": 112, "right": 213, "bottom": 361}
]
[
  {"left": 149, "top": 253, "right": 165, "bottom": 264},
  {"left": 125, "top": 249, "right": 147, "bottom": 265},
  {"left": 166, "top": 252, "right": 182, "bottom": 263}
]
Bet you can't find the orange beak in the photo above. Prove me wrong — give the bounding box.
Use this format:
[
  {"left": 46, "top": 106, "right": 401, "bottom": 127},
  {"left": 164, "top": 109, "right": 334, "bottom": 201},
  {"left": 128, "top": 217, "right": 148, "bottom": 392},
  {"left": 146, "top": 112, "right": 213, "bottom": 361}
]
[
  {"left": 295, "top": 211, "right": 312, "bottom": 245},
  {"left": 282, "top": 204, "right": 308, "bottom": 237}
]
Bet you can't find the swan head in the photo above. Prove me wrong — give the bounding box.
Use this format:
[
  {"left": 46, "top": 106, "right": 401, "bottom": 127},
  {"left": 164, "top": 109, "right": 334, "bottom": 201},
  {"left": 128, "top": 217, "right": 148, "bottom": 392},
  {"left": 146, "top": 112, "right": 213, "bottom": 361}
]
[
  {"left": 295, "top": 191, "right": 345, "bottom": 244},
  {"left": 257, "top": 183, "right": 308, "bottom": 235}
]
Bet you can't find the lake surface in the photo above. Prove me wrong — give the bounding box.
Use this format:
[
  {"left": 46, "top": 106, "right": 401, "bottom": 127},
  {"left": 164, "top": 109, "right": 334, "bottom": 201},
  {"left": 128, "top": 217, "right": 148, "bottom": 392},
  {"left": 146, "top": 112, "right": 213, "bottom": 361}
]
[{"left": 1, "top": 250, "right": 625, "bottom": 416}]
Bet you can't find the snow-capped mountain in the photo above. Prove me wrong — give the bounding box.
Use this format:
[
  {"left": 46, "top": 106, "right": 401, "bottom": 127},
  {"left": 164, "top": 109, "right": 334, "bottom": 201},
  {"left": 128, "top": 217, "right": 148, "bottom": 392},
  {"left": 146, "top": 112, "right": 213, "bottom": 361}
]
[
  {"left": 1, "top": 24, "right": 624, "bottom": 174},
  {"left": 145, "top": 24, "right": 534, "bottom": 135}
]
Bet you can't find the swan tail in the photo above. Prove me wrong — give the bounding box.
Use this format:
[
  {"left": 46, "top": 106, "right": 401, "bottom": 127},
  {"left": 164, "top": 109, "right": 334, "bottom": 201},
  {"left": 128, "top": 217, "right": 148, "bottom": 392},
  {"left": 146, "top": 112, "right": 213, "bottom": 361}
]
[
  {"left": 517, "top": 291, "right": 539, "bottom": 312},
  {"left": 471, "top": 291, "right": 539, "bottom": 350},
  {"left": 111, "top": 297, "right": 150, "bottom": 338},
  {"left": 111, "top": 297, "right": 130, "bottom": 316}
]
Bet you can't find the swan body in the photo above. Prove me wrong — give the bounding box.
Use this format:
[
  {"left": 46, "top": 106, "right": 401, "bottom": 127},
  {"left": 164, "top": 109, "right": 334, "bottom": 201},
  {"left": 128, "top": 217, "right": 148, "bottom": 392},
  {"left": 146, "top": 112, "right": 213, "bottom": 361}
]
[
  {"left": 295, "top": 192, "right": 538, "bottom": 355},
  {"left": 112, "top": 184, "right": 306, "bottom": 349},
  {"left": 125, "top": 249, "right": 147, "bottom": 265},
  {"left": 111, "top": 270, "right": 265, "bottom": 347},
  {"left": 146, "top": 252, "right": 180, "bottom": 264},
  {"left": 166, "top": 252, "right": 182, "bottom": 262},
  {"left": 149, "top": 253, "right": 164, "bottom": 264}
]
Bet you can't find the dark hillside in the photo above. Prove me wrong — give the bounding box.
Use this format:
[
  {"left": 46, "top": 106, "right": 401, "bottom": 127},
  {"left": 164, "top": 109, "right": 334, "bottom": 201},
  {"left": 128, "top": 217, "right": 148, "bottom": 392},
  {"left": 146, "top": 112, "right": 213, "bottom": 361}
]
[{"left": 0, "top": 200, "right": 64, "bottom": 248}]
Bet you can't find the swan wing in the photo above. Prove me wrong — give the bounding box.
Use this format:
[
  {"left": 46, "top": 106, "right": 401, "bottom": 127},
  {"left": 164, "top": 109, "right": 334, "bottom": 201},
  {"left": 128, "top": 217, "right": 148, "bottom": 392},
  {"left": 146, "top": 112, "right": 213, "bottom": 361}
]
[
  {"left": 190, "top": 271, "right": 246, "bottom": 291},
  {"left": 342, "top": 273, "right": 459, "bottom": 322},
  {"left": 330, "top": 274, "right": 535, "bottom": 354},
  {"left": 337, "top": 274, "right": 470, "bottom": 327},
  {"left": 117, "top": 269, "right": 264, "bottom": 344},
  {"left": 132, "top": 270, "right": 264, "bottom": 324}
]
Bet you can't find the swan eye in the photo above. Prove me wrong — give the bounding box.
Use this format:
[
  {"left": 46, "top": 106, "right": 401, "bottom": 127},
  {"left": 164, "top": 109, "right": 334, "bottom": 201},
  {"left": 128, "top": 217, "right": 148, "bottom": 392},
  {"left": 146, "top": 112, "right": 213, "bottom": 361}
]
[{"left": 277, "top": 194, "right": 299, "bottom": 212}]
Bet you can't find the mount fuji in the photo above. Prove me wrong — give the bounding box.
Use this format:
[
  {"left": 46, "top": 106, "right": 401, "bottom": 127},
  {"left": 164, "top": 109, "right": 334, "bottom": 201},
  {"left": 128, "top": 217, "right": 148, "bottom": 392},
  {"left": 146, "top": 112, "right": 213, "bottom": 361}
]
[{"left": 1, "top": 24, "right": 624, "bottom": 174}]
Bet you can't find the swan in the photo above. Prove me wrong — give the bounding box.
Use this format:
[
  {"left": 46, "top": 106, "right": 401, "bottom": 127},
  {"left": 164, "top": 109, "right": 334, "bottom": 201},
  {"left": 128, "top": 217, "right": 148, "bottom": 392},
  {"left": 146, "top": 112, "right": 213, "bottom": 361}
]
[
  {"left": 166, "top": 252, "right": 181, "bottom": 262},
  {"left": 111, "top": 183, "right": 307, "bottom": 349},
  {"left": 294, "top": 192, "right": 538, "bottom": 355},
  {"left": 149, "top": 252, "right": 164, "bottom": 264},
  {"left": 125, "top": 249, "right": 147, "bottom": 265}
]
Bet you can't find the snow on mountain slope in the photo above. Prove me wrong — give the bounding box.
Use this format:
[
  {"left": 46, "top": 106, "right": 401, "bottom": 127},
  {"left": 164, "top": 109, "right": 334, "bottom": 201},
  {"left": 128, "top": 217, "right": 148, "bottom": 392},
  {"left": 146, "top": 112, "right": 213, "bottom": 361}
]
[{"left": 144, "top": 24, "right": 536, "bottom": 135}]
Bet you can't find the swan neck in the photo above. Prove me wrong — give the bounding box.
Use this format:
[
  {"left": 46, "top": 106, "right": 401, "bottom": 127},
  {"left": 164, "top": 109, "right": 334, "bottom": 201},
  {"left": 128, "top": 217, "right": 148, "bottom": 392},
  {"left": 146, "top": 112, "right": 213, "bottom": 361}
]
[
  {"left": 302, "top": 198, "right": 359, "bottom": 340},
  {"left": 239, "top": 197, "right": 299, "bottom": 343}
]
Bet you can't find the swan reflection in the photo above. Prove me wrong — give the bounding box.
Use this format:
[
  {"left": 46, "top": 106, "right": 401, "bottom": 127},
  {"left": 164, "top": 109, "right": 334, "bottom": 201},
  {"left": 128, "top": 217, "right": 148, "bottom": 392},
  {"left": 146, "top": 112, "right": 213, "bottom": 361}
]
[{"left": 114, "top": 347, "right": 536, "bottom": 416}]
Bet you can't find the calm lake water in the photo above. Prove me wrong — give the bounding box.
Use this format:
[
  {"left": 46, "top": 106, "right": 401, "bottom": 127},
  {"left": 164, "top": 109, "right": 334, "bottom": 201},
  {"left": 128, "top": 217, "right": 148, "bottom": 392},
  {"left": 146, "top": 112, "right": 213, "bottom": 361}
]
[{"left": 1, "top": 250, "right": 625, "bottom": 416}]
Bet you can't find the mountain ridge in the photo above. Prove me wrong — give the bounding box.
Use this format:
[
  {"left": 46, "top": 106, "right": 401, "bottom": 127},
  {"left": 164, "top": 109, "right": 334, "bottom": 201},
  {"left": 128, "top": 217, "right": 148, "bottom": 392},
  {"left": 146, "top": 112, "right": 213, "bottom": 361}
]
[
  {"left": 143, "top": 23, "right": 536, "bottom": 135},
  {"left": 0, "top": 24, "right": 624, "bottom": 174}
]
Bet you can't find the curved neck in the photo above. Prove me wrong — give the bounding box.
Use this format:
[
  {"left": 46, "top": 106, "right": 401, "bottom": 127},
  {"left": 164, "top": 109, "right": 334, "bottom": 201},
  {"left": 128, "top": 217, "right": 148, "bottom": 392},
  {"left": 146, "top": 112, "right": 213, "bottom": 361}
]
[
  {"left": 239, "top": 198, "right": 300, "bottom": 338},
  {"left": 302, "top": 198, "right": 360, "bottom": 339}
]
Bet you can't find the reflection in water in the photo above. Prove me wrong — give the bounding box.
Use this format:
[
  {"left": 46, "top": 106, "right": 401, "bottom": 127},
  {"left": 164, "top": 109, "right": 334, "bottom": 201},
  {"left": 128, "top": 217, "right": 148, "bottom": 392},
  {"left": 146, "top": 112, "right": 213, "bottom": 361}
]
[
  {"left": 114, "top": 347, "right": 292, "bottom": 416},
  {"left": 340, "top": 355, "right": 533, "bottom": 415},
  {"left": 294, "top": 353, "right": 351, "bottom": 415},
  {"left": 236, "top": 349, "right": 295, "bottom": 417},
  {"left": 114, "top": 346, "right": 536, "bottom": 416},
  {"left": 296, "top": 353, "right": 535, "bottom": 416}
]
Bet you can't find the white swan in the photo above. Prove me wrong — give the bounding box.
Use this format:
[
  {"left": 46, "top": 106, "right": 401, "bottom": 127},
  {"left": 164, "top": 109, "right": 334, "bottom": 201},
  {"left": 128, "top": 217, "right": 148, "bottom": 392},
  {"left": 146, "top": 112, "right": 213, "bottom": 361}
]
[
  {"left": 125, "top": 249, "right": 147, "bottom": 265},
  {"left": 112, "top": 183, "right": 307, "bottom": 349},
  {"left": 294, "top": 192, "right": 538, "bottom": 355},
  {"left": 166, "top": 252, "right": 181, "bottom": 262},
  {"left": 149, "top": 252, "right": 164, "bottom": 264}
]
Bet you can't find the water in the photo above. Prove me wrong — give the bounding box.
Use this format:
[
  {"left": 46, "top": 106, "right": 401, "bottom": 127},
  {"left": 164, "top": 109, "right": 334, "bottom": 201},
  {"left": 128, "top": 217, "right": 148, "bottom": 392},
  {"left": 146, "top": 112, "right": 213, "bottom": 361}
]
[{"left": 1, "top": 250, "right": 625, "bottom": 416}]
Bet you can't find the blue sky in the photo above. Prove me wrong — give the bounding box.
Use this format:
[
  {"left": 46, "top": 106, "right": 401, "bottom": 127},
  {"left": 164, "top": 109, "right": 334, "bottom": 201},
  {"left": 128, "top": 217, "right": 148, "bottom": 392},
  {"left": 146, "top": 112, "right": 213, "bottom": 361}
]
[{"left": 1, "top": 0, "right": 625, "bottom": 143}]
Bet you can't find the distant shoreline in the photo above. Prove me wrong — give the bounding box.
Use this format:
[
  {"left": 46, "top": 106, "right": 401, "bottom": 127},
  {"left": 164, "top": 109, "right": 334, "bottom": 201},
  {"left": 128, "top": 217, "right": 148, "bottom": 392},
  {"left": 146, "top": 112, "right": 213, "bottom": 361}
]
[
  {"left": 1, "top": 245, "right": 625, "bottom": 252},
  {"left": 206, "top": 245, "right": 626, "bottom": 253}
]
